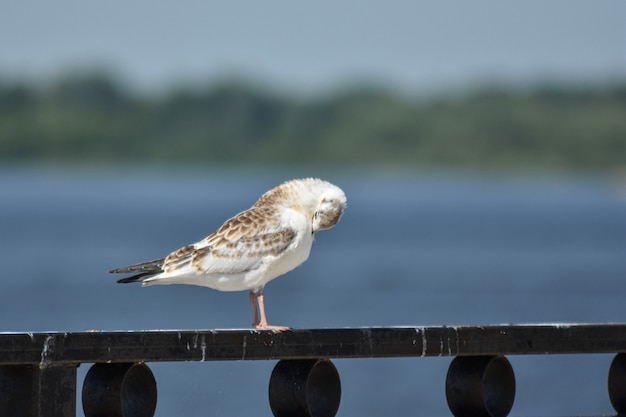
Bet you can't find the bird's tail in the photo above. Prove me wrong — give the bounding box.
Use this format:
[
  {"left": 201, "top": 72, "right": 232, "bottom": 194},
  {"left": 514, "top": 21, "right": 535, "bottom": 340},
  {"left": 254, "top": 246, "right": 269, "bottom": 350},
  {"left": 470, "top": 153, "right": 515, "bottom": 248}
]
[{"left": 110, "top": 258, "right": 165, "bottom": 283}]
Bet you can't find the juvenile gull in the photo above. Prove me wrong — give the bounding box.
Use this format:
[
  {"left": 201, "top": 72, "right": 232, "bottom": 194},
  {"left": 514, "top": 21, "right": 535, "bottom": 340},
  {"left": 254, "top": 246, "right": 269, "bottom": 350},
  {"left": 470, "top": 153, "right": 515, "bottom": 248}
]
[{"left": 110, "top": 178, "right": 346, "bottom": 331}]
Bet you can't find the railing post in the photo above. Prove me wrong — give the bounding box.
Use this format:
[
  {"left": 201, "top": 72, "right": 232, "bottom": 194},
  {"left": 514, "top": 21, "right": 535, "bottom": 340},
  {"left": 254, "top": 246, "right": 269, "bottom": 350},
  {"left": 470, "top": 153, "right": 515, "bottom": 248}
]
[
  {"left": 0, "top": 364, "right": 78, "bottom": 417},
  {"left": 445, "top": 355, "right": 516, "bottom": 417},
  {"left": 82, "top": 362, "right": 157, "bottom": 417},
  {"left": 268, "top": 359, "right": 341, "bottom": 417},
  {"left": 609, "top": 353, "right": 626, "bottom": 414}
]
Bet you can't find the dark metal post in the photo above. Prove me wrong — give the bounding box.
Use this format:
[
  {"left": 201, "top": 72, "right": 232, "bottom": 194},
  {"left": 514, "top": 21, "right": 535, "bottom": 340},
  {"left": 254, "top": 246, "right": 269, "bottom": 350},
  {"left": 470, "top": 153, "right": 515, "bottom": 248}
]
[
  {"left": 0, "top": 364, "right": 77, "bottom": 417},
  {"left": 445, "top": 356, "right": 515, "bottom": 417},
  {"left": 608, "top": 353, "right": 626, "bottom": 414},
  {"left": 268, "top": 359, "right": 341, "bottom": 417},
  {"left": 82, "top": 362, "right": 157, "bottom": 417}
]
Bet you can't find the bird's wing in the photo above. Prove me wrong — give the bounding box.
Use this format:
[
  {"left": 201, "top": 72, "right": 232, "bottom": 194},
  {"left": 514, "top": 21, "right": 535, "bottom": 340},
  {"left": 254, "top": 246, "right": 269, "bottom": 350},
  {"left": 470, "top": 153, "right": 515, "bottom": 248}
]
[
  {"left": 110, "top": 258, "right": 164, "bottom": 274},
  {"left": 162, "top": 206, "right": 297, "bottom": 276},
  {"left": 110, "top": 258, "right": 165, "bottom": 282}
]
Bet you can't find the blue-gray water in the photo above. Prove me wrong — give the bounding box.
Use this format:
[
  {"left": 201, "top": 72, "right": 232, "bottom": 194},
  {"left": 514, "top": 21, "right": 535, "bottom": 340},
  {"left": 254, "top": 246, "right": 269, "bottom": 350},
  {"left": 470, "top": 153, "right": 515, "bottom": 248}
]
[{"left": 1, "top": 168, "right": 625, "bottom": 416}]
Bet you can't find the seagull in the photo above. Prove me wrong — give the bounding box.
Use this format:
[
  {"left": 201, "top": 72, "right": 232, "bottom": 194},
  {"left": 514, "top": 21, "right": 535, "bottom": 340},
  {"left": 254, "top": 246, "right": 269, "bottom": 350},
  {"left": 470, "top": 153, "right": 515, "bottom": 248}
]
[{"left": 110, "top": 178, "right": 347, "bottom": 331}]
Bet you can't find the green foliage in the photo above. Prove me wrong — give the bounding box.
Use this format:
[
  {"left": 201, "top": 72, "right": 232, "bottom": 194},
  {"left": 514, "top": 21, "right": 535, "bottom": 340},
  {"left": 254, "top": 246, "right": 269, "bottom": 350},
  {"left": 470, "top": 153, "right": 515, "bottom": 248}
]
[{"left": 0, "top": 74, "right": 625, "bottom": 171}]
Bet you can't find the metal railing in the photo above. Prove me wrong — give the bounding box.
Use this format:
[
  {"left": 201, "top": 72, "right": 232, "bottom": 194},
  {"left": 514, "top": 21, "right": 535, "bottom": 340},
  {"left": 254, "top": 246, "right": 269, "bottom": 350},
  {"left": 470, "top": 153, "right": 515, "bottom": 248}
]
[{"left": 2, "top": 323, "right": 626, "bottom": 417}]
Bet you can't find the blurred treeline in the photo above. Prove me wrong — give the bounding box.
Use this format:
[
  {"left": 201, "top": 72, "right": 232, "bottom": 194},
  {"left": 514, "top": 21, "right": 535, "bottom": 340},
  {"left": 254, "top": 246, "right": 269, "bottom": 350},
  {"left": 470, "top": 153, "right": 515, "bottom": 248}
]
[{"left": 1, "top": 73, "right": 625, "bottom": 171}]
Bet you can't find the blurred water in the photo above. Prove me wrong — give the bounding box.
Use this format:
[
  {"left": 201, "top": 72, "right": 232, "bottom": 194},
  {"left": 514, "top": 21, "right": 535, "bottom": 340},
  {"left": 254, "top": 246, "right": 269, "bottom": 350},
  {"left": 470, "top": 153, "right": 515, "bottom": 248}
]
[{"left": 1, "top": 168, "right": 625, "bottom": 416}]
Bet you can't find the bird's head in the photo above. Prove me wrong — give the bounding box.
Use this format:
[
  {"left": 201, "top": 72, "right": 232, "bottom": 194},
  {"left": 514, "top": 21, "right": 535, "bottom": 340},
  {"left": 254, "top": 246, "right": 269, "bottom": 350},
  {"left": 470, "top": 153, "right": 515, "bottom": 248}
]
[
  {"left": 304, "top": 179, "right": 347, "bottom": 233},
  {"left": 255, "top": 178, "right": 347, "bottom": 233}
]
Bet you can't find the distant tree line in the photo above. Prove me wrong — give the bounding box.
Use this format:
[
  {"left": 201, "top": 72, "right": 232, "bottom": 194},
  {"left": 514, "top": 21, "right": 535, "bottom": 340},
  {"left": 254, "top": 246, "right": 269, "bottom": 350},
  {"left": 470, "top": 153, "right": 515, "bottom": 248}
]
[{"left": 1, "top": 73, "right": 625, "bottom": 171}]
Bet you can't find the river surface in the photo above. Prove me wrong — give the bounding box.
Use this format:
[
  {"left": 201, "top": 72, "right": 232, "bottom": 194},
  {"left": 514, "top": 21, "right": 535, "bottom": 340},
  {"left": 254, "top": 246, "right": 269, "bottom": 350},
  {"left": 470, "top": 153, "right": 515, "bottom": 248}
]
[{"left": 1, "top": 168, "right": 625, "bottom": 416}]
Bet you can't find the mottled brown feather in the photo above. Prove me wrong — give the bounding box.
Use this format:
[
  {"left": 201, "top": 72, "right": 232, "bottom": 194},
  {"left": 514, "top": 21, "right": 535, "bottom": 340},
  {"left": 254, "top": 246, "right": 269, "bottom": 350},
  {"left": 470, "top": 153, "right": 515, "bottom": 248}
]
[
  {"left": 189, "top": 229, "right": 295, "bottom": 273},
  {"left": 253, "top": 184, "right": 290, "bottom": 208},
  {"left": 205, "top": 206, "right": 281, "bottom": 246},
  {"left": 161, "top": 244, "right": 194, "bottom": 273},
  {"left": 162, "top": 205, "right": 294, "bottom": 275}
]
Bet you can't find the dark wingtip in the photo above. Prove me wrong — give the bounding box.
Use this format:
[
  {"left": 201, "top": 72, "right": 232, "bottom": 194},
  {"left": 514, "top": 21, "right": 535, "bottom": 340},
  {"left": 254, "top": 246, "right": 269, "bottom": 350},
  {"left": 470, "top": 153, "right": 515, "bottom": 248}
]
[{"left": 116, "top": 271, "right": 157, "bottom": 284}]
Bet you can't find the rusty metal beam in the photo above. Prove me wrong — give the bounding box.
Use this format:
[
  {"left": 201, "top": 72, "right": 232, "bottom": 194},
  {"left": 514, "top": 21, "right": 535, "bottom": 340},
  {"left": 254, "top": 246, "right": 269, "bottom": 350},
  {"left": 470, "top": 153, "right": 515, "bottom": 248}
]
[
  {"left": 1, "top": 324, "right": 626, "bottom": 366},
  {"left": 1, "top": 324, "right": 625, "bottom": 417}
]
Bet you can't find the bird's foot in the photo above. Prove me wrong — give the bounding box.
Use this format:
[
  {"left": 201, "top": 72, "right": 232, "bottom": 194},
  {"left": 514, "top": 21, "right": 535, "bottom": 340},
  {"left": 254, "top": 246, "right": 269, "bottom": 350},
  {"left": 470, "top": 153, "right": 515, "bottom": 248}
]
[{"left": 255, "top": 323, "right": 291, "bottom": 332}]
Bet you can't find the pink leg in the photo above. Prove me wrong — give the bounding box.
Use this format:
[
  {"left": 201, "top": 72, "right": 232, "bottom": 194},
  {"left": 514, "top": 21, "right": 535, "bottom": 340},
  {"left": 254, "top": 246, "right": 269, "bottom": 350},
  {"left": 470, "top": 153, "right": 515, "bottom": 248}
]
[
  {"left": 255, "top": 289, "right": 290, "bottom": 331},
  {"left": 249, "top": 290, "right": 259, "bottom": 327}
]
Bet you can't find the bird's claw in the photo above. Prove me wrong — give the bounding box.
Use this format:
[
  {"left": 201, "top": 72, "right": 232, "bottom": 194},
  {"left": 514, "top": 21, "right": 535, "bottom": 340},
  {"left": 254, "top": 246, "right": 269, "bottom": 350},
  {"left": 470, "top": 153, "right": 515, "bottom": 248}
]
[{"left": 254, "top": 324, "right": 291, "bottom": 332}]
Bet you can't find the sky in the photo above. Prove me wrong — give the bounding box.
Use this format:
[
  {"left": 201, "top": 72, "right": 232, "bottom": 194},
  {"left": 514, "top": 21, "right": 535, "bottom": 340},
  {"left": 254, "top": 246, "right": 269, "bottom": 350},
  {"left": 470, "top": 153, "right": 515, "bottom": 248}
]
[{"left": 1, "top": 1, "right": 625, "bottom": 94}]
